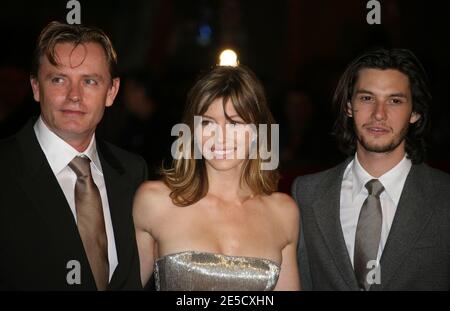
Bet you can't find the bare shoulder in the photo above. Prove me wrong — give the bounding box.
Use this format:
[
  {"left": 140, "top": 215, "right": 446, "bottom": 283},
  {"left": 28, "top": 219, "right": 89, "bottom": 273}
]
[
  {"left": 261, "top": 192, "right": 300, "bottom": 238},
  {"left": 137, "top": 179, "right": 171, "bottom": 193},
  {"left": 134, "top": 180, "right": 171, "bottom": 205},
  {"left": 264, "top": 192, "right": 299, "bottom": 214},
  {"left": 133, "top": 180, "right": 173, "bottom": 231}
]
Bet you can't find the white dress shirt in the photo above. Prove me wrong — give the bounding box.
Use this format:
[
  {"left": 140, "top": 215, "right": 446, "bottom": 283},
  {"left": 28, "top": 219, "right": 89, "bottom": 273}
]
[
  {"left": 34, "top": 116, "right": 118, "bottom": 281},
  {"left": 340, "top": 153, "right": 412, "bottom": 267}
]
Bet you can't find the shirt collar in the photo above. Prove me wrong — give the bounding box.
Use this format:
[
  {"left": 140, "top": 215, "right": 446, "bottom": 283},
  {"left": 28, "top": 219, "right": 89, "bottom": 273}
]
[
  {"left": 352, "top": 152, "right": 412, "bottom": 205},
  {"left": 33, "top": 116, "right": 103, "bottom": 175}
]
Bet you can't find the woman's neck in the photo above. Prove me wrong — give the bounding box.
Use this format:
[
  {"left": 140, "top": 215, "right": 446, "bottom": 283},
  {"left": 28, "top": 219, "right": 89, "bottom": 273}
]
[{"left": 205, "top": 163, "right": 253, "bottom": 204}]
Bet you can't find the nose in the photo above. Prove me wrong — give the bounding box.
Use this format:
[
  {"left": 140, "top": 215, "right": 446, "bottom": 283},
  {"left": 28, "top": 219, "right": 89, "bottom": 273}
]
[
  {"left": 67, "top": 82, "right": 81, "bottom": 102},
  {"left": 214, "top": 123, "right": 227, "bottom": 145},
  {"left": 373, "top": 100, "right": 387, "bottom": 121}
]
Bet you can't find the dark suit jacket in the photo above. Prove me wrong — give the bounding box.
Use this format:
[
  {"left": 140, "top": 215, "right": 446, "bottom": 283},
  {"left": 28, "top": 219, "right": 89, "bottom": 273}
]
[
  {"left": 292, "top": 157, "right": 450, "bottom": 290},
  {"left": 0, "top": 119, "right": 148, "bottom": 290}
]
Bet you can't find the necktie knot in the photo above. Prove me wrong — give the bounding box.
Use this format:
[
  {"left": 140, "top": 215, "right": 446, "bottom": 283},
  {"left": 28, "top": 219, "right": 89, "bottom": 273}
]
[
  {"left": 69, "top": 156, "right": 92, "bottom": 178},
  {"left": 365, "top": 179, "right": 384, "bottom": 197}
]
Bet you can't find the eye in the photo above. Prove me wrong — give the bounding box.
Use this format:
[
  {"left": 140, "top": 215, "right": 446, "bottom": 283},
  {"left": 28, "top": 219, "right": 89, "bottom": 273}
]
[
  {"left": 201, "top": 119, "right": 213, "bottom": 127},
  {"left": 85, "top": 78, "right": 98, "bottom": 86},
  {"left": 51, "top": 77, "right": 65, "bottom": 84},
  {"left": 360, "top": 95, "right": 373, "bottom": 102},
  {"left": 390, "top": 98, "right": 404, "bottom": 104},
  {"left": 228, "top": 120, "right": 245, "bottom": 127}
]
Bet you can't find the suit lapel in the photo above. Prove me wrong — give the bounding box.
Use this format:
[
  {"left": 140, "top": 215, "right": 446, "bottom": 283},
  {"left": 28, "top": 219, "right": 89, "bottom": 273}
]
[
  {"left": 376, "top": 164, "right": 434, "bottom": 290},
  {"left": 18, "top": 124, "right": 138, "bottom": 290},
  {"left": 312, "top": 158, "right": 360, "bottom": 290},
  {"left": 15, "top": 120, "right": 96, "bottom": 289},
  {"left": 97, "top": 140, "right": 135, "bottom": 290}
]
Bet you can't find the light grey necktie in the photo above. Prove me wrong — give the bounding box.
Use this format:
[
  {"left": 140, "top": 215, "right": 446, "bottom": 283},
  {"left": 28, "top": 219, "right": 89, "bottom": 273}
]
[
  {"left": 354, "top": 179, "right": 384, "bottom": 291},
  {"left": 69, "top": 156, "right": 109, "bottom": 291}
]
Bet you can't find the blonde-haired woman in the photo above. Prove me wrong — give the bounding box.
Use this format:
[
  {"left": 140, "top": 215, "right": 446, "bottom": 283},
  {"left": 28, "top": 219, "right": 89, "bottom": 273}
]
[{"left": 133, "top": 65, "right": 301, "bottom": 290}]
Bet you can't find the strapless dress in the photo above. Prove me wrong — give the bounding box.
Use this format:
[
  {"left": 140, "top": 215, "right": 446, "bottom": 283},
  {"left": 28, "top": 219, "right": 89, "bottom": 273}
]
[{"left": 154, "top": 251, "right": 280, "bottom": 291}]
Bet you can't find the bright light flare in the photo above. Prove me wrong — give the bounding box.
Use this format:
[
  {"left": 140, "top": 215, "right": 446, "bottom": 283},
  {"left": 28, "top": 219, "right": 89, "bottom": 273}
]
[{"left": 219, "top": 49, "right": 238, "bottom": 67}]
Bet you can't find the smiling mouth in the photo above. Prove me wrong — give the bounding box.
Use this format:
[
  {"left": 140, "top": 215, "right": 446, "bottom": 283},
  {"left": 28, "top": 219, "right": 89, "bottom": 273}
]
[
  {"left": 212, "top": 149, "right": 235, "bottom": 155},
  {"left": 210, "top": 146, "right": 236, "bottom": 158}
]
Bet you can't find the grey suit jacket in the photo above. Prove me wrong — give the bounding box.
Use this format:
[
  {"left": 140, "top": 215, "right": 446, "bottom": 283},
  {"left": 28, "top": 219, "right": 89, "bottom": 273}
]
[{"left": 292, "top": 157, "right": 450, "bottom": 290}]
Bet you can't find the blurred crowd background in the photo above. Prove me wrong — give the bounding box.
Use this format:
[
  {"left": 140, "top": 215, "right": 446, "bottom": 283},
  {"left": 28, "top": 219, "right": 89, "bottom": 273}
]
[{"left": 1, "top": 0, "right": 449, "bottom": 192}]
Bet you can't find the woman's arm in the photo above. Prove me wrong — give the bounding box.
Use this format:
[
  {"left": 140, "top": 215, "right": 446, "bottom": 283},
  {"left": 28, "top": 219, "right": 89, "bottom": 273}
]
[
  {"left": 132, "top": 182, "right": 160, "bottom": 287},
  {"left": 273, "top": 194, "right": 301, "bottom": 291}
]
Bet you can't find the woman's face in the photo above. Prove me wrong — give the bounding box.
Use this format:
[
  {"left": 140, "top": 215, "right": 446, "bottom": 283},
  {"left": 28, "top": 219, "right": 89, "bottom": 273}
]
[{"left": 195, "top": 97, "right": 256, "bottom": 172}]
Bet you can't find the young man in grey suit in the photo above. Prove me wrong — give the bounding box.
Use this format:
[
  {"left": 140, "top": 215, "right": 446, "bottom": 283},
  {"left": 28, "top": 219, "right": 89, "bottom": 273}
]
[
  {"left": 292, "top": 48, "right": 450, "bottom": 291},
  {"left": 0, "top": 21, "right": 147, "bottom": 290}
]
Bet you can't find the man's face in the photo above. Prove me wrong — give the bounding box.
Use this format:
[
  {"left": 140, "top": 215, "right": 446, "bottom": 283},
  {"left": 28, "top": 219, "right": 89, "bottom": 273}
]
[
  {"left": 348, "top": 68, "right": 420, "bottom": 154},
  {"left": 31, "top": 42, "right": 119, "bottom": 142}
]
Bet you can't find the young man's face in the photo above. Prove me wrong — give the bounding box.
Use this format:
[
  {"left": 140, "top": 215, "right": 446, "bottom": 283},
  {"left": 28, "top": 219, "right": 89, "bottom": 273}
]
[
  {"left": 347, "top": 68, "right": 420, "bottom": 155},
  {"left": 30, "top": 42, "right": 119, "bottom": 143}
]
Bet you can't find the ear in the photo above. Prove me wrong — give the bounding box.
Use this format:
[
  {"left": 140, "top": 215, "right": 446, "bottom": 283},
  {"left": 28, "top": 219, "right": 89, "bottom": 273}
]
[
  {"left": 105, "top": 77, "right": 120, "bottom": 107},
  {"left": 410, "top": 111, "right": 421, "bottom": 124},
  {"left": 30, "top": 76, "right": 40, "bottom": 102},
  {"left": 346, "top": 101, "right": 353, "bottom": 117}
]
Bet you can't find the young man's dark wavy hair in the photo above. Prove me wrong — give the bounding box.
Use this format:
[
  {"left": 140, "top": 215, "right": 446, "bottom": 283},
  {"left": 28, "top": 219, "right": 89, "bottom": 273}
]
[{"left": 332, "top": 48, "right": 431, "bottom": 164}]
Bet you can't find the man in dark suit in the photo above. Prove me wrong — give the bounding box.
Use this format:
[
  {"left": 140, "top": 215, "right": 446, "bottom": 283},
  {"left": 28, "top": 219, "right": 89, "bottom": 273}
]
[
  {"left": 0, "top": 21, "right": 147, "bottom": 290},
  {"left": 292, "top": 48, "right": 450, "bottom": 290}
]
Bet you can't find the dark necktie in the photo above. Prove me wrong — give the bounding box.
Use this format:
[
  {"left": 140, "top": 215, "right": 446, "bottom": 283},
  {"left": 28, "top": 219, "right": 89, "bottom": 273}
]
[
  {"left": 354, "top": 178, "right": 384, "bottom": 291},
  {"left": 69, "top": 156, "right": 109, "bottom": 290}
]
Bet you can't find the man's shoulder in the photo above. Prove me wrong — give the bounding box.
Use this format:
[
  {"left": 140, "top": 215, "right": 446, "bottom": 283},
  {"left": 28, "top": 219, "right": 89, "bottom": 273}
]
[
  {"left": 0, "top": 139, "right": 16, "bottom": 172},
  {"left": 415, "top": 164, "right": 450, "bottom": 225},
  {"left": 99, "top": 139, "right": 147, "bottom": 165},
  {"left": 0, "top": 117, "right": 38, "bottom": 154},
  {"left": 291, "top": 159, "right": 351, "bottom": 206},
  {"left": 0, "top": 119, "right": 32, "bottom": 145},
  {"left": 415, "top": 163, "right": 450, "bottom": 194},
  {"left": 423, "top": 163, "right": 450, "bottom": 183},
  {"left": 98, "top": 139, "right": 143, "bottom": 163},
  {"left": 292, "top": 160, "right": 350, "bottom": 191},
  {"left": 0, "top": 134, "right": 18, "bottom": 152},
  {"left": 97, "top": 139, "right": 148, "bottom": 178},
  {"left": 0, "top": 128, "right": 29, "bottom": 165}
]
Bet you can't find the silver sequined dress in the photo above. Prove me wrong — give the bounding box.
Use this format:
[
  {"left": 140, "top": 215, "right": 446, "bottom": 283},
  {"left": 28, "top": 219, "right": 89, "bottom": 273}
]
[{"left": 154, "top": 251, "right": 280, "bottom": 291}]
